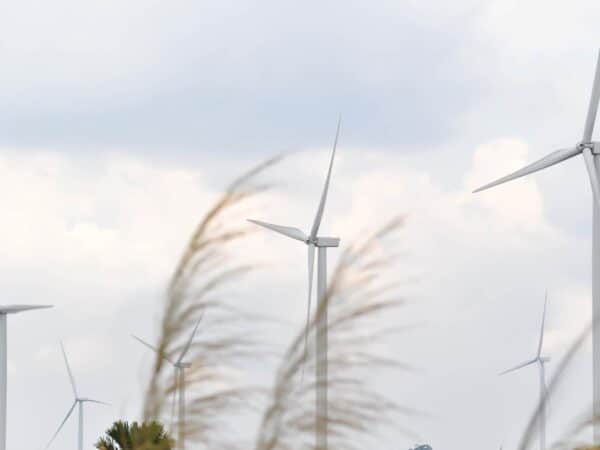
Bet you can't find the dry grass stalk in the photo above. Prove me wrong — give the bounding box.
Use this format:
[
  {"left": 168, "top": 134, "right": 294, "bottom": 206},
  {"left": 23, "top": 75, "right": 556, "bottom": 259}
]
[
  {"left": 142, "top": 156, "right": 282, "bottom": 448},
  {"left": 254, "top": 216, "right": 413, "bottom": 450}
]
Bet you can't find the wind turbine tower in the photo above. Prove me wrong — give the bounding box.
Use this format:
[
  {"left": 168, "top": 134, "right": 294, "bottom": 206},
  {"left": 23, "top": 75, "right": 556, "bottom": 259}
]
[
  {"left": 249, "top": 118, "right": 342, "bottom": 449},
  {"left": 133, "top": 316, "right": 203, "bottom": 450},
  {"left": 46, "top": 342, "right": 108, "bottom": 450},
  {"left": 500, "top": 295, "right": 550, "bottom": 450},
  {"left": 0, "top": 304, "right": 52, "bottom": 450},
  {"left": 475, "top": 50, "right": 600, "bottom": 443}
]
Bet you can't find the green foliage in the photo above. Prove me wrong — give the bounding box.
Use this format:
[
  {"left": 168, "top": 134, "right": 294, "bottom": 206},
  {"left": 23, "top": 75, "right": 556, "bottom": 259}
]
[{"left": 95, "top": 420, "right": 173, "bottom": 450}]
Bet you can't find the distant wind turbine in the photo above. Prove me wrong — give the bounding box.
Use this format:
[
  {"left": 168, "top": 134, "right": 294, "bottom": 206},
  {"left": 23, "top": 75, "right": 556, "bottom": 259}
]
[
  {"left": 474, "top": 50, "right": 600, "bottom": 443},
  {"left": 0, "top": 304, "right": 52, "bottom": 450},
  {"left": 500, "top": 295, "right": 550, "bottom": 450},
  {"left": 133, "top": 316, "right": 203, "bottom": 450},
  {"left": 46, "top": 342, "right": 108, "bottom": 450},
  {"left": 249, "top": 118, "right": 342, "bottom": 449}
]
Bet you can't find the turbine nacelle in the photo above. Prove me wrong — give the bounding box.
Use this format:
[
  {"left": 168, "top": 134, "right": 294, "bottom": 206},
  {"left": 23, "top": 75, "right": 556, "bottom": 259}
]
[
  {"left": 247, "top": 220, "right": 340, "bottom": 248},
  {"left": 313, "top": 237, "right": 340, "bottom": 248}
]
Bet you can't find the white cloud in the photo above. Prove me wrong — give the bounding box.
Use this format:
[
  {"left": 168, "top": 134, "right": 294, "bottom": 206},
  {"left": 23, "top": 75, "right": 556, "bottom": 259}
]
[
  {"left": 0, "top": 133, "right": 591, "bottom": 450},
  {"left": 2, "top": 2, "right": 600, "bottom": 448}
]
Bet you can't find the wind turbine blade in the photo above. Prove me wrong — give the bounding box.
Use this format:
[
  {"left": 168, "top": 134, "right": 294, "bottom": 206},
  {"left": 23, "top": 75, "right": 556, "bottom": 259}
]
[
  {"left": 537, "top": 292, "right": 548, "bottom": 358},
  {"left": 583, "top": 50, "right": 600, "bottom": 142},
  {"left": 303, "top": 243, "right": 316, "bottom": 371},
  {"left": 81, "top": 399, "right": 110, "bottom": 406},
  {"left": 499, "top": 358, "right": 537, "bottom": 375},
  {"left": 247, "top": 220, "right": 307, "bottom": 242},
  {"left": 473, "top": 147, "right": 580, "bottom": 193},
  {"left": 309, "top": 116, "right": 341, "bottom": 240},
  {"left": 132, "top": 335, "right": 176, "bottom": 366},
  {"left": 45, "top": 400, "right": 77, "bottom": 449},
  {"left": 60, "top": 342, "right": 78, "bottom": 399},
  {"left": 0, "top": 305, "right": 53, "bottom": 314},
  {"left": 177, "top": 312, "right": 205, "bottom": 364},
  {"left": 583, "top": 148, "right": 600, "bottom": 210}
]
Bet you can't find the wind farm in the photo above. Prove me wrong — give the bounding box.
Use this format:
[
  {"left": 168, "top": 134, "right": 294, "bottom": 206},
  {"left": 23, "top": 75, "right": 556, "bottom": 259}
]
[
  {"left": 4, "top": 4, "right": 600, "bottom": 449},
  {"left": 0, "top": 305, "right": 52, "bottom": 450}
]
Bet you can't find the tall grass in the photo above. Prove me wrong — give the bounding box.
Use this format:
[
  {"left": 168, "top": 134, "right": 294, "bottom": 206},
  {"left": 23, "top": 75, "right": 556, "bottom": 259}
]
[
  {"left": 142, "top": 154, "right": 414, "bottom": 449},
  {"left": 254, "top": 217, "right": 413, "bottom": 450},
  {"left": 142, "top": 156, "right": 282, "bottom": 447}
]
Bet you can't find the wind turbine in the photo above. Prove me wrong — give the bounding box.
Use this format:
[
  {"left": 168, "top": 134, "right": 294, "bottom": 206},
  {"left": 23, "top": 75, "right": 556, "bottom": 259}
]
[
  {"left": 474, "top": 50, "right": 600, "bottom": 443},
  {"left": 132, "top": 316, "right": 203, "bottom": 450},
  {"left": 0, "top": 304, "right": 52, "bottom": 450},
  {"left": 46, "top": 342, "right": 108, "bottom": 450},
  {"left": 500, "top": 295, "right": 550, "bottom": 450},
  {"left": 249, "top": 118, "right": 342, "bottom": 449}
]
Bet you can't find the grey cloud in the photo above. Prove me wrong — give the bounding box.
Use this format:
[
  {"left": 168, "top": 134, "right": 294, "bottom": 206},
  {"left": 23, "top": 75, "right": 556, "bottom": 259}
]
[{"left": 0, "top": 0, "right": 484, "bottom": 157}]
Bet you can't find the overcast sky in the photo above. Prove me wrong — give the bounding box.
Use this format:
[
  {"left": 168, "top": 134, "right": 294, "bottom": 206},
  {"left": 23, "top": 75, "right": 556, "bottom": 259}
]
[{"left": 1, "top": 1, "right": 600, "bottom": 449}]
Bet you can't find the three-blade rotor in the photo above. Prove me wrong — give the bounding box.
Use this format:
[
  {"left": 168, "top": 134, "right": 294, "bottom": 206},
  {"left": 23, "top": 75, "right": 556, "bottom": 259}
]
[
  {"left": 500, "top": 295, "right": 549, "bottom": 376},
  {"left": 474, "top": 50, "right": 600, "bottom": 210},
  {"left": 248, "top": 118, "right": 342, "bottom": 366},
  {"left": 46, "top": 343, "right": 108, "bottom": 449},
  {"left": 132, "top": 313, "right": 204, "bottom": 368},
  {"left": 132, "top": 335, "right": 176, "bottom": 365}
]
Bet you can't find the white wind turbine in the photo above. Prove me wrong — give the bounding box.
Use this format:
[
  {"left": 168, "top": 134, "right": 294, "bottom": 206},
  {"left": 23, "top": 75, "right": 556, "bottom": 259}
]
[
  {"left": 0, "top": 305, "right": 52, "bottom": 450},
  {"left": 132, "top": 316, "right": 203, "bottom": 450},
  {"left": 474, "top": 50, "right": 600, "bottom": 442},
  {"left": 249, "top": 118, "right": 342, "bottom": 449},
  {"left": 46, "top": 342, "right": 108, "bottom": 450},
  {"left": 500, "top": 295, "right": 550, "bottom": 450}
]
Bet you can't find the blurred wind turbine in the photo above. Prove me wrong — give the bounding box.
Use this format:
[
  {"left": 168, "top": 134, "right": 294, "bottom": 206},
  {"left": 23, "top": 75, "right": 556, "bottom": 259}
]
[
  {"left": 500, "top": 295, "right": 550, "bottom": 450},
  {"left": 46, "top": 342, "right": 108, "bottom": 450},
  {"left": 249, "top": 118, "right": 342, "bottom": 449},
  {"left": 132, "top": 316, "right": 203, "bottom": 450},
  {"left": 475, "top": 50, "right": 600, "bottom": 443},
  {"left": 0, "top": 305, "right": 52, "bottom": 450}
]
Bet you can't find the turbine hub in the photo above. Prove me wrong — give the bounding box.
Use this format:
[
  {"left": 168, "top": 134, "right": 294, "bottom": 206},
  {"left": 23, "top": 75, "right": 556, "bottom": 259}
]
[{"left": 578, "top": 141, "right": 600, "bottom": 153}]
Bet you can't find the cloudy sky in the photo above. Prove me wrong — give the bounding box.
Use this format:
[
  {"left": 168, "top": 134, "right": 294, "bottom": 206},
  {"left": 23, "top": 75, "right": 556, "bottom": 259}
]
[{"left": 1, "top": 1, "right": 600, "bottom": 449}]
